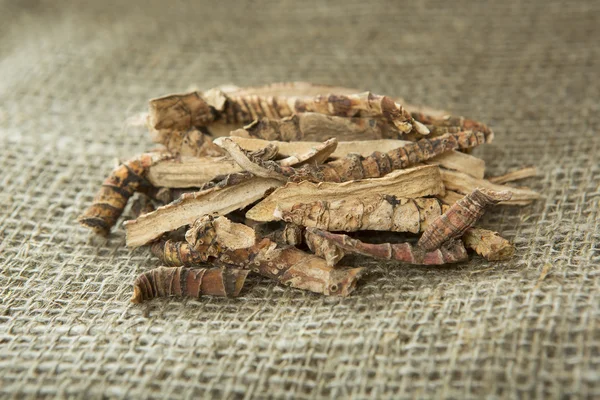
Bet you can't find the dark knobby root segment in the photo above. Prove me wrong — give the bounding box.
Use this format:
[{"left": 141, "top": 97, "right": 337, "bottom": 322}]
[
  {"left": 418, "top": 188, "right": 513, "bottom": 252},
  {"left": 78, "top": 153, "right": 171, "bottom": 235},
  {"left": 411, "top": 112, "right": 494, "bottom": 142},
  {"left": 130, "top": 266, "right": 249, "bottom": 303},
  {"left": 306, "top": 228, "right": 468, "bottom": 265},
  {"left": 220, "top": 131, "right": 489, "bottom": 183}
]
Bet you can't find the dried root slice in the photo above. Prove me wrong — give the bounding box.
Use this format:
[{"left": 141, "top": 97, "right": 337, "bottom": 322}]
[
  {"left": 186, "top": 215, "right": 256, "bottom": 251},
  {"left": 227, "top": 136, "right": 410, "bottom": 159},
  {"left": 305, "top": 229, "right": 346, "bottom": 266},
  {"left": 152, "top": 219, "right": 363, "bottom": 296},
  {"left": 488, "top": 167, "right": 538, "bottom": 184},
  {"left": 147, "top": 156, "right": 242, "bottom": 188},
  {"left": 224, "top": 91, "right": 421, "bottom": 134},
  {"left": 214, "top": 137, "right": 338, "bottom": 180},
  {"left": 307, "top": 229, "right": 468, "bottom": 265},
  {"left": 130, "top": 266, "right": 249, "bottom": 303},
  {"left": 184, "top": 216, "right": 363, "bottom": 296},
  {"left": 235, "top": 113, "right": 408, "bottom": 142},
  {"left": 246, "top": 165, "right": 444, "bottom": 222},
  {"left": 427, "top": 151, "right": 486, "bottom": 179},
  {"left": 124, "top": 177, "right": 283, "bottom": 247},
  {"left": 240, "top": 242, "right": 364, "bottom": 296},
  {"left": 462, "top": 228, "right": 515, "bottom": 261},
  {"left": 275, "top": 196, "right": 443, "bottom": 234},
  {"left": 440, "top": 169, "right": 540, "bottom": 205},
  {"left": 78, "top": 152, "right": 171, "bottom": 235},
  {"left": 222, "top": 131, "right": 488, "bottom": 183},
  {"left": 418, "top": 188, "right": 512, "bottom": 252}
]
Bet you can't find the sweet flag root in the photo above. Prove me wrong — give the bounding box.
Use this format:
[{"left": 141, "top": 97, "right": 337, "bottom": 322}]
[{"left": 78, "top": 82, "right": 540, "bottom": 303}]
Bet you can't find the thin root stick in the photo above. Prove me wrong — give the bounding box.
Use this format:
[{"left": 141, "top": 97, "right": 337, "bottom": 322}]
[{"left": 307, "top": 228, "right": 468, "bottom": 265}]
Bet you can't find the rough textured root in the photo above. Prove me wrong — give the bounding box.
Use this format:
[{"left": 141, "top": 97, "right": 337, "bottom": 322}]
[
  {"left": 276, "top": 196, "right": 443, "bottom": 234},
  {"left": 124, "top": 176, "right": 282, "bottom": 247},
  {"left": 462, "top": 228, "right": 515, "bottom": 261},
  {"left": 78, "top": 152, "right": 171, "bottom": 236},
  {"left": 222, "top": 91, "right": 419, "bottom": 134},
  {"left": 229, "top": 130, "right": 488, "bottom": 183},
  {"left": 307, "top": 228, "right": 468, "bottom": 265},
  {"left": 236, "top": 113, "right": 409, "bottom": 142},
  {"left": 181, "top": 216, "right": 364, "bottom": 296},
  {"left": 417, "top": 188, "right": 513, "bottom": 252},
  {"left": 151, "top": 239, "right": 211, "bottom": 267},
  {"left": 130, "top": 266, "right": 249, "bottom": 303},
  {"left": 215, "top": 137, "right": 337, "bottom": 181},
  {"left": 156, "top": 127, "right": 225, "bottom": 157},
  {"left": 411, "top": 112, "right": 494, "bottom": 142},
  {"left": 305, "top": 229, "right": 346, "bottom": 267},
  {"left": 149, "top": 89, "right": 423, "bottom": 135}
]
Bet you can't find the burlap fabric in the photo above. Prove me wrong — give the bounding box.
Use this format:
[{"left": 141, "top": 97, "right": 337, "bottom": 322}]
[{"left": 1, "top": 1, "right": 598, "bottom": 398}]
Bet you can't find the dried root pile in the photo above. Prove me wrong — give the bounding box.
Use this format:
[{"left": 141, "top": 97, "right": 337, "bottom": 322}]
[{"left": 79, "top": 82, "right": 540, "bottom": 303}]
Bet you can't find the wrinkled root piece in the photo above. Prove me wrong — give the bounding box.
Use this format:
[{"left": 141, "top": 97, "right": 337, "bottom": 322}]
[
  {"left": 235, "top": 113, "right": 408, "bottom": 142},
  {"left": 418, "top": 188, "right": 512, "bottom": 252},
  {"left": 130, "top": 266, "right": 249, "bottom": 303},
  {"left": 462, "top": 228, "right": 515, "bottom": 261},
  {"left": 124, "top": 177, "right": 283, "bottom": 247},
  {"left": 151, "top": 239, "right": 211, "bottom": 267},
  {"left": 246, "top": 165, "right": 443, "bottom": 222},
  {"left": 488, "top": 167, "right": 538, "bottom": 184},
  {"left": 232, "top": 131, "right": 488, "bottom": 183},
  {"left": 307, "top": 228, "right": 468, "bottom": 265},
  {"left": 410, "top": 112, "right": 494, "bottom": 142},
  {"left": 179, "top": 216, "right": 364, "bottom": 296},
  {"left": 275, "top": 196, "right": 443, "bottom": 234},
  {"left": 79, "top": 152, "right": 171, "bottom": 235},
  {"left": 440, "top": 169, "right": 540, "bottom": 205},
  {"left": 215, "top": 137, "right": 338, "bottom": 180}
]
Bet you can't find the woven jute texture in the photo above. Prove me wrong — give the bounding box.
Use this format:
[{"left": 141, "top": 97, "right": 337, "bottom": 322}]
[{"left": 1, "top": 1, "right": 598, "bottom": 398}]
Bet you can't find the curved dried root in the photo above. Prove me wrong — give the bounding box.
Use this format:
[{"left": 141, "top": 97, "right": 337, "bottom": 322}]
[
  {"left": 418, "top": 188, "right": 512, "bottom": 251},
  {"left": 131, "top": 266, "right": 249, "bottom": 303}
]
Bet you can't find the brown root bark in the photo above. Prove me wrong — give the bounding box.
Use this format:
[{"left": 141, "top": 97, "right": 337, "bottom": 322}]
[
  {"left": 78, "top": 152, "right": 171, "bottom": 235},
  {"left": 418, "top": 188, "right": 513, "bottom": 252},
  {"left": 306, "top": 228, "right": 468, "bottom": 265},
  {"left": 131, "top": 266, "right": 249, "bottom": 303}
]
